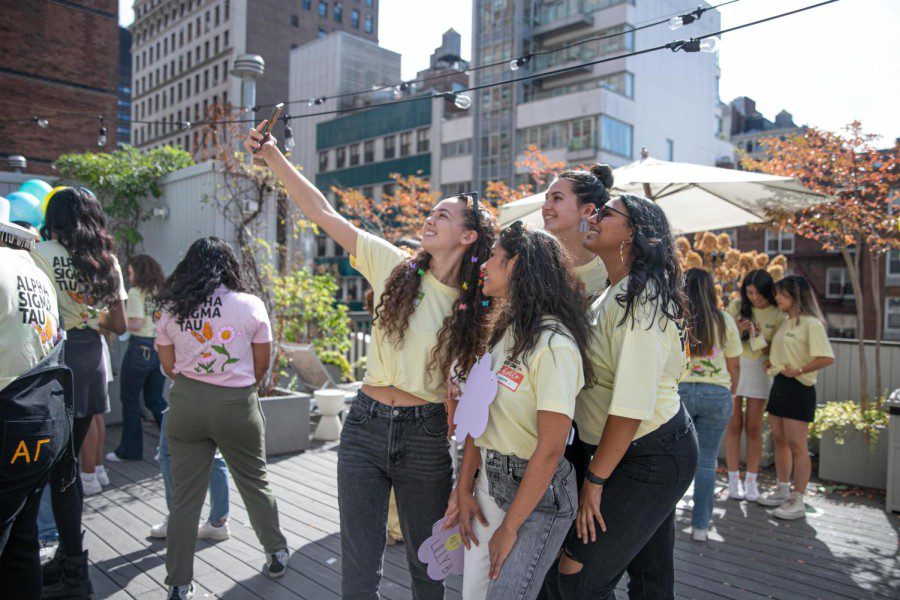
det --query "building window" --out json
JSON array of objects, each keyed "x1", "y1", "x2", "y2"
[
  {"x1": 336, "y1": 146, "x2": 346, "y2": 168},
  {"x1": 334, "y1": 2, "x2": 342, "y2": 22},
  {"x1": 826, "y1": 313, "x2": 857, "y2": 339},
  {"x1": 887, "y1": 249, "x2": 900, "y2": 279},
  {"x1": 441, "y1": 139, "x2": 472, "y2": 157},
  {"x1": 362, "y1": 186, "x2": 374, "y2": 199},
  {"x1": 764, "y1": 230, "x2": 795, "y2": 255},
  {"x1": 349, "y1": 143, "x2": 360, "y2": 166},
  {"x1": 400, "y1": 132, "x2": 412, "y2": 156},
  {"x1": 382, "y1": 183, "x2": 395, "y2": 198},
  {"x1": 303, "y1": 0, "x2": 311, "y2": 9},
  {"x1": 665, "y1": 139, "x2": 674, "y2": 161},
  {"x1": 598, "y1": 71, "x2": 634, "y2": 98},
  {"x1": 319, "y1": 151, "x2": 328, "y2": 172},
  {"x1": 291, "y1": 14, "x2": 299, "y2": 27},
  {"x1": 826, "y1": 268, "x2": 853, "y2": 299},
  {"x1": 599, "y1": 115, "x2": 632, "y2": 158},
  {"x1": 886, "y1": 297, "x2": 900, "y2": 337},
  {"x1": 318, "y1": 1, "x2": 327, "y2": 18},
  {"x1": 363, "y1": 140, "x2": 374, "y2": 163},
  {"x1": 416, "y1": 128, "x2": 430, "y2": 153},
  {"x1": 351, "y1": 9, "x2": 360, "y2": 28},
  {"x1": 383, "y1": 135, "x2": 395, "y2": 159},
  {"x1": 364, "y1": 13, "x2": 373, "y2": 33}
]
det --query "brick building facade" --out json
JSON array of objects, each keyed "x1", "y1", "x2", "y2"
[{"x1": 0, "y1": 0, "x2": 120, "y2": 174}]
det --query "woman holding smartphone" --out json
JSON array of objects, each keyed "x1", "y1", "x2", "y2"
[
  {"x1": 724, "y1": 270, "x2": 784, "y2": 501},
  {"x1": 543, "y1": 195, "x2": 698, "y2": 599},
  {"x1": 246, "y1": 121, "x2": 498, "y2": 599}
]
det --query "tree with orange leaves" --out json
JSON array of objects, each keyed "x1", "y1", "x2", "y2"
[
  {"x1": 331, "y1": 172, "x2": 435, "y2": 243},
  {"x1": 483, "y1": 145, "x2": 569, "y2": 206},
  {"x1": 743, "y1": 122, "x2": 899, "y2": 408}
]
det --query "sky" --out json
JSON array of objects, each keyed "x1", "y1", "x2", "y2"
[{"x1": 119, "y1": 0, "x2": 899, "y2": 145}]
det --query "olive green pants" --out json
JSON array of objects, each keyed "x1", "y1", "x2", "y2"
[{"x1": 164, "y1": 375, "x2": 287, "y2": 586}]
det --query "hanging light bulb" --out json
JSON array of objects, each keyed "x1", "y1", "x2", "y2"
[
  {"x1": 179, "y1": 121, "x2": 191, "y2": 131},
  {"x1": 669, "y1": 8, "x2": 702, "y2": 30},
  {"x1": 32, "y1": 116, "x2": 49, "y2": 128},
  {"x1": 284, "y1": 122, "x2": 295, "y2": 153},
  {"x1": 698, "y1": 37, "x2": 720, "y2": 53},
  {"x1": 668, "y1": 16, "x2": 685, "y2": 30},
  {"x1": 97, "y1": 115, "x2": 108, "y2": 147},
  {"x1": 440, "y1": 92, "x2": 472, "y2": 110},
  {"x1": 307, "y1": 98, "x2": 315, "y2": 106},
  {"x1": 508, "y1": 53, "x2": 533, "y2": 71}
]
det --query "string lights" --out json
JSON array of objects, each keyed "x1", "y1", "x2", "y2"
[{"x1": 97, "y1": 115, "x2": 108, "y2": 147}]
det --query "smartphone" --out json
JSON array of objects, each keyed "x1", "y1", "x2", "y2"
[{"x1": 253, "y1": 103, "x2": 284, "y2": 154}]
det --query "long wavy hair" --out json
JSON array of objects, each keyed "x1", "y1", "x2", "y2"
[
  {"x1": 615, "y1": 194, "x2": 688, "y2": 328},
  {"x1": 483, "y1": 221, "x2": 595, "y2": 385},
  {"x1": 129, "y1": 254, "x2": 166, "y2": 295},
  {"x1": 685, "y1": 268, "x2": 726, "y2": 356},
  {"x1": 372, "y1": 194, "x2": 498, "y2": 381},
  {"x1": 739, "y1": 269, "x2": 777, "y2": 319},
  {"x1": 775, "y1": 275, "x2": 825, "y2": 324},
  {"x1": 556, "y1": 163, "x2": 614, "y2": 208},
  {"x1": 40, "y1": 187, "x2": 120, "y2": 303},
  {"x1": 156, "y1": 237, "x2": 246, "y2": 322}
]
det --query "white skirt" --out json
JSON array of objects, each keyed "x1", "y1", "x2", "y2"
[{"x1": 735, "y1": 355, "x2": 772, "y2": 400}]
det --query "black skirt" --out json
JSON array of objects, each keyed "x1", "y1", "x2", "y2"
[
  {"x1": 65, "y1": 328, "x2": 109, "y2": 418},
  {"x1": 766, "y1": 374, "x2": 816, "y2": 423}
]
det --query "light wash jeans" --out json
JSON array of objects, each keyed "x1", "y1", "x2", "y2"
[
  {"x1": 37, "y1": 485, "x2": 58, "y2": 543},
  {"x1": 157, "y1": 410, "x2": 230, "y2": 523},
  {"x1": 678, "y1": 382, "x2": 733, "y2": 529}
]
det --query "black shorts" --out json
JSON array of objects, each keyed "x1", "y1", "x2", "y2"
[{"x1": 766, "y1": 374, "x2": 816, "y2": 422}]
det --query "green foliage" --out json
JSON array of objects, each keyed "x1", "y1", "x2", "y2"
[
  {"x1": 810, "y1": 400, "x2": 888, "y2": 450},
  {"x1": 318, "y1": 350, "x2": 353, "y2": 383},
  {"x1": 272, "y1": 268, "x2": 352, "y2": 354},
  {"x1": 52, "y1": 145, "x2": 194, "y2": 257}
]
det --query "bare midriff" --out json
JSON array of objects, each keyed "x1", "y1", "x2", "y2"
[{"x1": 361, "y1": 384, "x2": 432, "y2": 407}]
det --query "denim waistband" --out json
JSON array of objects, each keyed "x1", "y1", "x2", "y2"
[
  {"x1": 353, "y1": 389, "x2": 446, "y2": 420},
  {"x1": 629, "y1": 402, "x2": 690, "y2": 452},
  {"x1": 481, "y1": 447, "x2": 568, "y2": 477}
]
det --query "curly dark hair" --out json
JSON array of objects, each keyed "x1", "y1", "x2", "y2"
[
  {"x1": 739, "y1": 269, "x2": 777, "y2": 319},
  {"x1": 684, "y1": 268, "x2": 726, "y2": 356},
  {"x1": 129, "y1": 254, "x2": 166, "y2": 295},
  {"x1": 557, "y1": 163, "x2": 614, "y2": 208},
  {"x1": 156, "y1": 237, "x2": 246, "y2": 322},
  {"x1": 372, "y1": 194, "x2": 498, "y2": 382},
  {"x1": 614, "y1": 194, "x2": 688, "y2": 329},
  {"x1": 40, "y1": 187, "x2": 121, "y2": 304},
  {"x1": 482, "y1": 221, "x2": 595, "y2": 385}
]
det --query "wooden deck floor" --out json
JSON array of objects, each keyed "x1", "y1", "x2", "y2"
[{"x1": 83, "y1": 425, "x2": 900, "y2": 599}]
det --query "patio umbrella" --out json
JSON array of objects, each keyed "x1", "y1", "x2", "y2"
[{"x1": 498, "y1": 157, "x2": 828, "y2": 234}]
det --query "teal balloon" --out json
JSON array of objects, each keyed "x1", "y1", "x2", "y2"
[
  {"x1": 18, "y1": 179, "x2": 53, "y2": 203},
  {"x1": 6, "y1": 191, "x2": 43, "y2": 227}
]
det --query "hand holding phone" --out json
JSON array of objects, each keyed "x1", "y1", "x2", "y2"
[{"x1": 252, "y1": 103, "x2": 284, "y2": 154}]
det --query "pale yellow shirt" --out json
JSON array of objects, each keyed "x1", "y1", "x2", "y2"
[
  {"x1": 681, "y1": 310, "x2": 743, "y2": 389},
  {"x1": 351, "y1": 231, "x2": 456, "y2": 403},
  {"x1": 574, "y1": 277, "x2": 688, "y2": 444},
  {"x1": 575, "y1": 257, "x2": 608, "y2": 298},
  {"x1": 126, "y1": 286, "x2": 158, "y2": 338},
  {"x1": 0, "y1": 248, "x2": 60, "y2": 392},
  {"x1": 726, "y1": 298, "x2": 785, "y2": 360},
  {"x1": 767, "y1": 315, "x2": 834, "y2": 387},
  {"x1": 32, "y1": 240, "x2": 127, "y2": 331},
  {"x1": 475, "y1": 322, "x2": 584, "y2": 460}
]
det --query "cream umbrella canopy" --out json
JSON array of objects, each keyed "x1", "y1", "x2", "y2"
[{"x1": 498, "y1": 157, "x2": 828, "y2": 233}]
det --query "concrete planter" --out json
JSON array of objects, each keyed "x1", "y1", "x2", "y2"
[
  {"x1": 818, "y1": 429, "x2": 887, "y2": 490},
  {"x1": 260, "y1": 388, "x2": 312, "y2": 457}
]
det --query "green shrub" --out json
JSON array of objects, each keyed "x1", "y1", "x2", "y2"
[{"x1": 811, "y1": 400, "x2": 888, "y2": 450}]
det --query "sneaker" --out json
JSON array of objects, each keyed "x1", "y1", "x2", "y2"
[
  {"x1": 81, "y1": 473, "x2": 102, "y2": 496},
  {"x1": 95, "y1": 465, "x2": 110, "y2": 487},
  {"x1": 726, "y1": 477, "x2": 744, "y2": 501},
  {"x1": 691, "y1": 527, "x2": 708, "y2": 542},
  {"x1": 266, "y1": 548, "x2": 289, "y2": 579},
  {"x1": 105, "y1": 451, "x2": 125, "y2": 463},
  {"x1": 744, "y1": 478, "x2": 760, "y2": 502},
  {"x1": 773, "y1": 494, "x2": 807, "y2": 520},
  {"x1": 198, "y1": 519, "x2": 231, "y2": 541},
  {"x1": 39, "y1": 540, "x2": 59, "y2": 563},
  {"x1": 757, "y1": 485, "x2": 792, "y2": 507},
  {"x1": 167, "y1": 583, "x2": 195, "y2": 600},
  {"x1": 150, "y1": 518, "x2": 168, "y2": 539}
]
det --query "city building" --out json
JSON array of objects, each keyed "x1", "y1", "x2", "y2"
[
  {"x1": 725, "y1": 96, "x2": 806, "y2": 167},
  {"x1": 471, "y1": 0, "x2": 732, "y2": 190},
  {"x1": 129, "y1": 0, "x2": 379, "y2": 153},
  {"x1": 0, "y1": 1, "x2": 120, "y2": 174},
  {"x1": 119, "y1": 27, "x2": 133, "y2": 147}
]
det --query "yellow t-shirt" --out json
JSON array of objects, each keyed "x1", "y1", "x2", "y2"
[
  {"x1": 574, "y1": 277, "x2": 688, "y2": 445},
  {"x1": 32, "y1": 240, "x2": 127, "y2": 331},
  {"x1": 475, "y1": 321, "x2": 584, "y2": 460},
  {"x1": 725, "y1": 298, "x2": 785, "y2": 360},
  {"x1": 575, "y1": 257, "x2": 608, "y2": 298},
  {"x1": 351, "y1": 231, "x2": 457, "y2": 403},
  {"x1": 0, "y1": 248, "x2": 60, "y2": 392},
  {"x1": 126, "y1": 286, "x2": 159, "y2": 338},
  {"x1": 767, "y1": 315, "x2": 834, "y2": 387},
  {"x1": 681, "y1": 310, "x2": 743, "y2": 389}
]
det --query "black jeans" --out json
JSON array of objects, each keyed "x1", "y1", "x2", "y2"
[
  {"x1": 115, "y1": 336, "x2": 167, "y2": 459},
  {"x1": 50, "y1": 415, "x2": 92, "y2": 557},
  {"x1": 542, "y1": 405, "x2": 698, "y2": 600}
]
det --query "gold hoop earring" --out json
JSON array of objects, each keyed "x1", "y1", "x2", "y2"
[{"x1": 619, "y1": 239, "x2": 629, "y2": 266}]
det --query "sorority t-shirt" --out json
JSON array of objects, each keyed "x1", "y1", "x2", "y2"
[
  {"x1": 574, "y1": 276, "x2": 688, "y2": 445},
  {"x1": 351, "y1": 231, "x2": 457, "y2": 404},
  {"x1": 126, "y1": 286, "x2": 159, "y2": 338},
  {"x1": 32, "y1": 240, "x2": 128, "y2": 331},
  {"x1": 0, "y1": 248, "x2": 60, "y2": 392},
  {"x1": 155, "y1": 286, "x2": 272, "y2": 388},
  {"x1": 475, "y1": 321, "x2": 584, "y2": 460},
  {"x1": 725, "y1": 299, "x2": 786, "y2": 360},
  {"x1": 767, "y1": 315, "x2": 834, "y2": 387},
  {"x1": 575, "y1": 257, "x2": 608, "y2": 298},
  {"x1": 681, "y1": 310, "x2": 743, "y2": 389}
]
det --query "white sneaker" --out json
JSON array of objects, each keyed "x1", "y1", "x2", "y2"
[
  {"x1": 95, "y1": 465, "x2": 110, "y2": 487},
  {"x1": 691, "y1": 527, "x2": 708, "y2": 542},
  {"x1": 266, "y1": 548, "x2": 289, "y2": 579},
  {"x1": 757, "y1": 485, "x2": 792, "y2": 507},
  {"x1": 81, "y1": 473, "x2": 102, "y2": 496},
  {"x1": 151, "y1": 518, "x2": 168, "y2": 539},
  {"x1": 39, "y1": 540, "x2": 59, "y2": 563},
  {"x1": 773, "y1": 494, "x2": 807, "y2": 520},
  {"x1": 167, "y1": 582, "x2": 194, "y2": 599},
  {"x1": 105, "y1": 451, "x2": 124, "y2": 463},
  {"x1": 744, "y1": 478, "x2": 760, "y2": 502},
  {"x1": 727, "y1": 478, "x2": 744, "y2": 500},
  {"x1": 198, "y1": 519, "x2": 231, "y2": 541}
]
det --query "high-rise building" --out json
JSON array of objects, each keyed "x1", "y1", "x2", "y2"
[
  {"x1": 725, "y1": 96, "x2": 806, "y2": 166},
  {"x1": 471, "y1": 0, "x2": 732, "y2": 189},
  {"x1": 119, "y1": 27, "x2": 133, "y2": 147},
  {"x1": 0, "y1": 1, "x2": 120, "y2": 174},
  {"x1": 129, "y1": 0, "x2": 379, "y2": 152}
]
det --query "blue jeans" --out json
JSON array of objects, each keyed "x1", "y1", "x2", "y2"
[
  {"x1": 157, "y1": 411, "x2": 230, "y2": 523},
  {"x1": 36, "y1": 485, "x2": 58, "y2": 543},
  {"x1": 678, "y1": 382, "x2": 732, "y2": 529},
  {"x1": 115, "y1": 336, "x2": 167, "y2": 460},
  {"x1": 337, "y1": 391, "x2": 453, "y2": 600}
]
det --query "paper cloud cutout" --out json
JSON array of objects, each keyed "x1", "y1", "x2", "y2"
[
  {"x1": 417, "y1": 516, "x2": 465, "y2": 581},
  {"x1": 453, "y1": 353, "x2": 498, "y2": 440}
]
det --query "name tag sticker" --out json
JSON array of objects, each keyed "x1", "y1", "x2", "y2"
[{"x1": 497, "y1": 366, "x2": 523, "y2": 392}]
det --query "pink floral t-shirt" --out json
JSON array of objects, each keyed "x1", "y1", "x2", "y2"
[{"x1": 155, "y1": 286, "x2": 272, "y2": 388}]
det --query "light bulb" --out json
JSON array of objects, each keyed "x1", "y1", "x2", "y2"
[
  {"x1": 98, "y1": 126, "x2": 108, "y2": 147},
  {"x1": 307, "y1": 98, "x2": 315, "y2": 106},
  {"x1": 452, "y1": 93, "x2": 472, "y2": 110},
  {"x1": 284, "y1": 126, "x2": 295, "y2": 151},
  {"x1": 509, "y1": 58, "x2": 521, "y2": 71},
  {"x1": 36, "y1": 118, "x2": 49, "y2": 128},
  {"x1": 699, "y1": 37, "x2": 720, "y2": 53},
  {"x1": 668, "y1": 16, "x2": 684, "y2": 30},
  {"x1": 179, "y1": 121, "x2": 191, "y2": 131}
]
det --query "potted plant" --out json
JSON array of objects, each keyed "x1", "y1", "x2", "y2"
[{"x1": 812, "y1": 400, "x2": 889, "y2": 489}]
